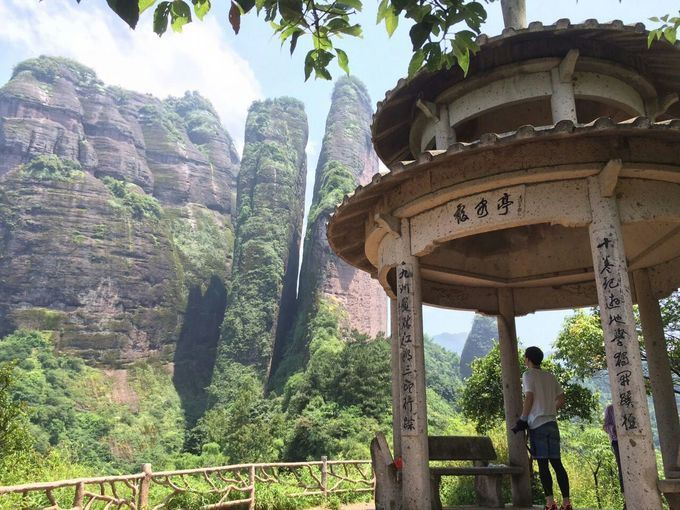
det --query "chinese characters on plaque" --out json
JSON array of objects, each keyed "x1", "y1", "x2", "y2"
[
  {"x1": 453, "y1": 191, "x2": 518, "y2": 225},
  {"x1": 410, "y1": 186, "x2": 526, "y2": 254},
  {"x1": 397, "y1": 262, "x2": 418, "y2": 436},
  {"x1": 594, "y1": 233, "x2": 641, "y2": 433}
]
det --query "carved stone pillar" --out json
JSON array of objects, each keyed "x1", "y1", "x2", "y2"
[
  {"x1": 497, "y1": 288, "x2": 532, "y2": 507},
  {"x1": 633, "y1": 269, "x2": 680, "y2": 476},
  {"x1": 588, "y1": 175, "x2": 662, "y2": 510},
  {"x1": 395, "y1": 219, "x2": 431, "y2": 510},
  {"x1": 390, "y1": 297, "x2": 402, "y2": 461}
]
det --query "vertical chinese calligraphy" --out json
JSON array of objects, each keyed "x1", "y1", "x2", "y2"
[
  {"x1": 594, "y1": 234, "x2": 641, "y2": 433},
  {"x1": 397, "y1": 262, "x2": 418, "y2": 436}
]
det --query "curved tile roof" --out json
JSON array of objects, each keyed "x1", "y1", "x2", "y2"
[{"x1": 372, "y1": 20, "x2": 680, "y2": 166}]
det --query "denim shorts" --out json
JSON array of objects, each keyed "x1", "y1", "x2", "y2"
[{"x1": 529, "y1": 421, "x2": 561, "y2": 459}]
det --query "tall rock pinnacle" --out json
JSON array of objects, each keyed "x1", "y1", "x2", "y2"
[
  {"x1": 214, "y1": 98, "x2": 308, "y2": 378},
  {"x1": 269, "y1": 76, "x2": 387, "y2": 385}
]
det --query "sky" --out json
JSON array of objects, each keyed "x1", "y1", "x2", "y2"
[{"x1": 0, "y1": 0, "x2": 677, "y2": 351}]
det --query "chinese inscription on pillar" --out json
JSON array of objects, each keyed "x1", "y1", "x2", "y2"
[
  {"x1": 397, "y1": 262, "x2": 418, "y2": 436},
  {"x1": 593, "y1": 232, "x2": 644, "y2": 434}
]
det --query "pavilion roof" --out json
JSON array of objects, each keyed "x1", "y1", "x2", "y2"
[{"x1": 372, "y1": 19, "x2": 680, "y2": 167}]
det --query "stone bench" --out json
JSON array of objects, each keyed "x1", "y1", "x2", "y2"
[
  {"x1": 429, "y1": 435, "x2": 524, "y2": 509},
  {"x1": 659, "y1": 477, "x2": 680, "y2": 509}
]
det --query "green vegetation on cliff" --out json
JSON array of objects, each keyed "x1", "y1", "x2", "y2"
[
  {"x1": 12, "y1": 56, "x2": 99, "y2": 86},
  {"x1": 103, "y1": 177, "x2": 162, "y2": 219},
  {"x1": 20, "y1": 155, "x2": 84, "y2": 182},
  {"x1": 166, "y1": 206, "x2": 234, "y2": 289},
  {"x1": 215, "y1": 98, "x2": 307, "y2": 375},
  {"x1": 275, "y1": 76, "x2": 378, "y2": 386}
]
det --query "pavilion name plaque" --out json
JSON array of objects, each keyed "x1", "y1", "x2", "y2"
[
  {"x1": 593, "y1": 228, "x2": 645, "y2": 436},
  {"x1": 410, "y1": 185, "x2": 525, "y2": 254},
  {"x1": 397, "y1": 262, "x2": 418, "y2": 436}
]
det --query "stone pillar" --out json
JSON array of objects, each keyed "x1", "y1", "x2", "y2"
[
  {"x1": 587, "y1": 176, "x2": 663, "y2": 510},
  {"x1": 390, "y1": 297, "x2": 402, "y2": 461},
  {"x1": 395, "y1": 219, "x2": 431, "y2": 510},
  {"x1": 633, "y1": 269, "x2": 680, "y2": 475},
  {"x1": 435, "y1": 104, "x2": 455, "y2": 150},
  {"x1": 500, "y1": 0, "x2": 526, "y2": 29},
  {"x1": 550, "y1": 67, "x2": 577, "y2": 123},
  {"x1": 497, "y1": 288, "x2": 533, "y2": 507}
]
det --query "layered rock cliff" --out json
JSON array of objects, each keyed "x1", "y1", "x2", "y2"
[
  {"x1": 270, "y1": 77, "x2": 387, "y2": 384},
  {"x1": 214, "y1": 98, "x2": 308, "y2": 379},
  {"x1": 0, "y1": 57, "x2": 237, "y2": 367}
]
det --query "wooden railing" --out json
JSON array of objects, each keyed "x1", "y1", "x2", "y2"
[{"x1": 0, "y1": 458, "x2": 374, "y2": 509}]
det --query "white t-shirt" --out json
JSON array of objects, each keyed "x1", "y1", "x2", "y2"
[{"x1": 522, "y1": 367, "x2": 563, "y2": 429}]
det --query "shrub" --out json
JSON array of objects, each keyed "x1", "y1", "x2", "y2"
[
  {"x1": 21, "y1": 155, "x2": 83, "y2": 182},
  {"x1": 102, "y1": 177, "x2": 161, "y2": 220}
]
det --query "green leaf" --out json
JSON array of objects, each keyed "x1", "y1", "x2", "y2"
[
  {"x1": 279, "y1": 0, "x2": 302, "y2": 23},
  {"x1": 664, "y1": 26, "x2": 677, "y2": 44},
  {"x1": 662, "y1": 14, "x2": 670, "y2": 22},
  {"x1": 107, "y1": 0, "x2": 140, "y2": 28},
  {"x1": 336, "y1": 48, "x2": 349, "y2": 74},
  {"x1": 384, "y1": 7, "x2": 398, "y2": 37},
  {"x1": 407, "y1": 49, "x2": 425, "y2": 77},
  {"x1": 336, "y1": 24, "x2": 362, "y2": 37},
  {"x1": 139, "y1": 0, "x2": 156, "y2": 14},
  {"x1": 153, "y1": 1, "x2": 171, "y2": 35},
  {"x1": 649, "y1": 16, "x2": 660, "y2": 22},
  {"x1": 648, "y1": 29, "x2": 658, "y2": 47},
  {"x1": 290, "y1": 30, "x2": 302, "y2": 54},
  {"x1": 376, "y1": 0, "x2": 388, "y2": 23},
  {"x1": 192, "y1": 0, "x2": 211, "y2": 20},
  {"x1": 304, "y1": 51, "x2": 314, "y2": 81},
  {"x1": 409, "y1": 22, "x2": 430, "y2": 50},
  {"x1": 337, "y1": 0, "x2": 361, "y2": 11},
  {"x1": 170, "y1": 0, "x2": 192, "y2": 32}
]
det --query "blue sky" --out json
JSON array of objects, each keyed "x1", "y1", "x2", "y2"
[{"x1": 0, "y1": 0, "x2": 677, "y2": 350}]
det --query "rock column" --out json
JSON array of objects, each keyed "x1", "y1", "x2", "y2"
[{"x1": 588, "y1": 174, "x2": 662, "y2": 510}]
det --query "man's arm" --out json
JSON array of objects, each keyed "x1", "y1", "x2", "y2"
[{"x1": 555, "y1": 392, "x2": 565, "y2": 410}]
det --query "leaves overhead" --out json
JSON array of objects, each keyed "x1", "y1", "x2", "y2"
[
  {"x1": 648, "y1": 12, "x2": 680, "y2": 47},
  {"x1": 85, "y1": 0, "x2": 490, "y2": 80}
]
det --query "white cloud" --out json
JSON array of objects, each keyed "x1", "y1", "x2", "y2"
[{"x1": 0, "y1": 0, "x2": 262, "y2": 153}]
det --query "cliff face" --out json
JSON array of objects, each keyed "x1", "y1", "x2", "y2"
[
  {"x1": 459, "y1": 314, "x2": 498, "y2": 378},
  {"x1": 270, "y1": 77, "x2": 387, "y2": 383},
  {"x1": 214, "y1": 98, "x2": 308, "y2": 378},
  {"x1": 0, "y1": 57, "x2": 237, "y2": 366}
]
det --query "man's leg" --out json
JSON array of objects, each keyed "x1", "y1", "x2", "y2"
[
  {"x1": 549, "y1": 458, "x2": 571, "y2": 507},
  {"x1": 537, "y1": 458, "x2": 555, "y2": 507}
]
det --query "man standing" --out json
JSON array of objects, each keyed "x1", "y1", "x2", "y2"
[{"x1": 513, "y1": 346, "x2": 572, "y2": 510}]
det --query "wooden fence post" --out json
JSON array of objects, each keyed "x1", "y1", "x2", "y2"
[
  {"x1": 73, "y1": 482, "x2": 84, "y2": 509},
  {"x1": 249, "y1": 465, "x2": 256, "y2": 510},
  {"x1": 138, "y1": 463, "x2": 152, "y2": 510},
  {"x1": 321, "y1": 456, "x2": 328, "y2": 497}
]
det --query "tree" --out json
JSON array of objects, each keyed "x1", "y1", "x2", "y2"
[
  {"x1": 460, "y1": 343, "x2": 597, "y2": 433},
  {"x1": 554, "y1": 293, "x2": 680, "y2": 394},
  {"x1": 0, "y1": 363, "x2": 32, "y2": 465},
  {"x1": 83, "y1": 1, "x2": 679, "y2": 80}
]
